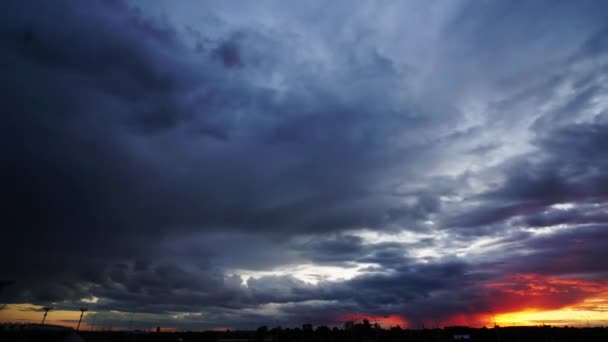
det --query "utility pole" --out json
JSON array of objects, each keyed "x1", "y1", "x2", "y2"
[
  {"x1": 77, "y1": 308, "x2": 88, "y2": 331},
  {"x1": 41, "y1": 307, "x2": 53, "y2": 325}
]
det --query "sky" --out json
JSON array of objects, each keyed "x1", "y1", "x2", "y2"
[{"x1": 1, "y1": 0, "x2": 608, "y2": 331}]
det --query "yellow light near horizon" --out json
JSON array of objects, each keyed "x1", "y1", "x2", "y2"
[
  {"x1": 495, "y1": 309, "x2": 608, "y2": 327},
  {"x1": 0, "y1": 304, "x2": 93, "y2": 329}
]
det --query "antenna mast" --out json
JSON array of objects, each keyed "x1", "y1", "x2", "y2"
[
  {"x1": 77, "y1": 308, "x2": 88, "y2": 331},
  {"x1": 41, "y1": 307, "x2": 53, "y2": 325}
]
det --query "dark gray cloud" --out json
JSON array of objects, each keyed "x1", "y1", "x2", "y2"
[{"x1": 2, "y1": 0, "x2": 608, "y2": 330}]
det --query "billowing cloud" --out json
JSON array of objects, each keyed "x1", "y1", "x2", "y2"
[{"x1": 1, "y1": 0, "x2": 608, "y2": 330}]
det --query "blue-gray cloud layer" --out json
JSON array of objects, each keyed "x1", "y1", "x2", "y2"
[{"x1": 2, "y1": 0, "x2": 608, "y2": 329}]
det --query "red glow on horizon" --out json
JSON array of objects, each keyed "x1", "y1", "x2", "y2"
[
  {"x1": 210, "y1": 327, "x2": 234, "y2": 332},
  {"x1": 337, "y1": 273, "x2": 608, "y2": 329},
  {"x1": 482, "y1": 273, "x2": 608, "y2": 313},
  {"x1": 436, "y1": 313, "x2": 494, "y2": 328},
  {"x1": 338, "y1": 313, "x2": 408, "y2": 328}
]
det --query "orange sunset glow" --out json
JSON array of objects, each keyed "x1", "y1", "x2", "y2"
[
  {"x1": 482, "y1": 274, "x2": 608, "y2": 318},
  {"x1": 2, "y1": 273, "x2": 608, "y2": 329},
  {"x1": 338, "y1": 313, "x2": 409, "y2": 328},
  {"x1": 332, "y1": 274, "x2": 608, "y2": 329},
  {"x1": 0, "y1": 304, "x2": 94, "y2": 330}
]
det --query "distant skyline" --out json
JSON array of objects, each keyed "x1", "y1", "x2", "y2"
[{"x1": 2, "y1": 0, "x2": 608, "y2": 330}]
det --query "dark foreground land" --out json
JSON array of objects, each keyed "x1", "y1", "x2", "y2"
[{"x1": 2, "y1": 324, "x2": 608, "y2": 342}]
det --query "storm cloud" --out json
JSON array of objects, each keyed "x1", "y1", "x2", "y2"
[{"x1": 2, "y1": 0, "x2": 608, "y2": 330}]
